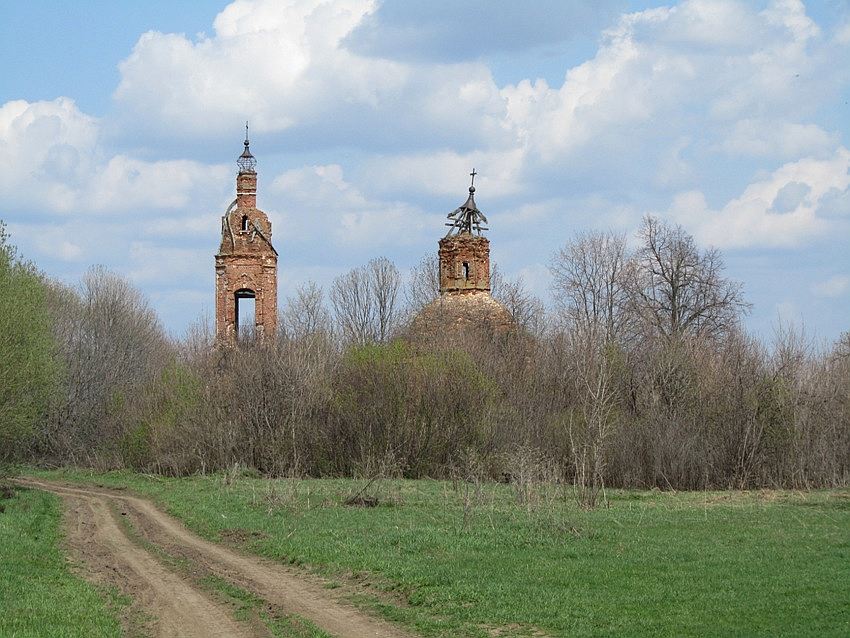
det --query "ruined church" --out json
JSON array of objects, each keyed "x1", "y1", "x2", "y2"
[
  {"x1": 215, "y1": 135, "x2": 511, "y2": 344},
  {"x1": 408, "y1": 170, "x2": 514, "y2": 340}
]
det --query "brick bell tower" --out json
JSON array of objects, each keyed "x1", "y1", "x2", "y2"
[
  {"x1": 215, "y1": 126, "x2": 278, "y2": 344},
  {"x1": 439, "y1": 169, "x2": 491, "y2": 294},
  {"x1": 405, "y1": 169, "x2": 513, "y2": 342}
]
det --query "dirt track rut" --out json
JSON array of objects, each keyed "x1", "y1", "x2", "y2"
[{"x1": 19, "y1": 479, "x2": 413, "y2": 638}]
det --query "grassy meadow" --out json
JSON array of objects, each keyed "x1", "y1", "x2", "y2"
[
  {"x1": 23, "y1": 469, "x2": 850, "y2": 637},
  {"x1": 0, "y1": 484, "x2": 123, "y2": 638}
]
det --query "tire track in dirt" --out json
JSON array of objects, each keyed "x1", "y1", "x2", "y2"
[
  {"x1": 39, "y1": 483, "x2": 252, "y2": 638},
  {"x1": 20, "y1": 479, "x2": 415, "y2": 638}
]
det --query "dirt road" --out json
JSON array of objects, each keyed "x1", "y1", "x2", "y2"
[{"x1": 18, "y1": 478, "x2": 414, "y2": 638}]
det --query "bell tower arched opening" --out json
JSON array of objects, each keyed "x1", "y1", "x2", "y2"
[{"x1": 234, "y1": 288, "x2": 256, "y2": 341}]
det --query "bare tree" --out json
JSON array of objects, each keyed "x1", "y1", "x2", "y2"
[
  {"x1": 629, "y1": 216, "x2": 749, "y2": 341},
  {"x1": 330, "y1": 266, "x2": 373, "y2": 345},
  {"x1": 831, "y1": 331, "x2": 850, "y2": 361},
  {"x1": 330, "y1": 257, "x2": 400, "y2": 345},
  {"x1": 368, "y1": 257, "x2": 401, "y2": 343},
  {"x1": 280, "y1": 281, "x2": 330, "y2": 340},
  {"x1": 405, "y1": 252, "x2": 440, "y2": 314},
  {"x1": 550, "y1": 230, "x2": 630, "y2": 342},
  {"x1": 562, "y1": 325, "x2": 619, "y2": 508},
  {"x1": 492, "y1": 273, "x2": 546, "y2": 336},
  {"x1": 42, "y1": 266, "x2": 170, "y2": 465}
]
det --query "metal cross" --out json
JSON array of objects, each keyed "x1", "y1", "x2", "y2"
[{"x1": 470, "y1": 168, "x2": 477, "y2": 188}]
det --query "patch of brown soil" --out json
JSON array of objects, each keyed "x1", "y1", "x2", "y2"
[{"x1": 219, "y1": 528, "x2": 270, "y2": 544}]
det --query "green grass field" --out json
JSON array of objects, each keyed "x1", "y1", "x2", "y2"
[
  {"x1": 0, "y1": 483, "x2": 123, "y2": 638},
  {"x1": 26, "y1": 469, "x2": 850, "y2": 637}
]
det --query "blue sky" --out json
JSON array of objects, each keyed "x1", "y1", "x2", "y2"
[{"x1": 1, "y1": 0, "x2": 849, "y2": 343}]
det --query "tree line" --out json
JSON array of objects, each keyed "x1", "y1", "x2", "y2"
[{"x1": 1, "y1": 218, "x2": 848, "y2": 498}]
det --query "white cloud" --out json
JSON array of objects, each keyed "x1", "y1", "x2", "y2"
[
  {"x1": 668, "y1": 147, "x2": 850, "y2": 248},
  {"x1": 115, "y1": 0, "x2": 397, "y2": 134},
  {"x1": 761, "y1": 0, "x2": 819, "y2": 42},
  {"x1": 720, "y1": 119, "x2": 837, "y2": 159},
  {"x1": 658, "y1": 0, "x2": 762, "y2": 48},
  {"x1": 5, "y1": 222, "x2": 85, "y2": 263},
  {"x1": 497, "y1": 0, "x2": 846, "y2": 173},
  {"x1": 89, "y1": 155, "x2": 229, "y2": 211},
  {"x1": 343, "y1": 2, "x2": 621, "y2": 62},
  {"x1": 114, "y1": 0, "x2": 510, "y2": 148},
  {"x1": 108, "y1": 0, "x2": 849, "y2": 194},
  {"x1": 0, "y1": 98, "x2": 98, "y2": 212},
  {"x1": 0, "y1": 98, "x2": 230, "y2": 215},
  {"x1": 812, "y1": 274, "x2": 850, "y2": 298},
  {"x1": 270, "y1": 164, "x2": 432, "y2": 249},
  {"x1": 500, "y1": 12, "x2": 658, "y2": 163},
  {"x1": 358, "y1": 149, "x2": 526, "y2": 199}
]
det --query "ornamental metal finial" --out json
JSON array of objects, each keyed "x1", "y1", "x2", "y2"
[
  {"x1": 237, "y1": 121, "x2": 257, "y2": 173},
  {"x1": 445, "y1": 169, "x2": 489, "y2": 236}
]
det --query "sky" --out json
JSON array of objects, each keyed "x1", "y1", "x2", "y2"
[{"x1": 1, "y1": 0, "x2": 849, "y2": 343}]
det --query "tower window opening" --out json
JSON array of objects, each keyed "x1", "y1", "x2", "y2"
[
  {"x1": 235, "y1": 289, "x2": 256, "y2": 342},
  {"x1": 241, "y1": 215, "x2": 249, "y2": 231},
  {"x1": 462, "y1": 262, "x2": 470, "y2": 280}
]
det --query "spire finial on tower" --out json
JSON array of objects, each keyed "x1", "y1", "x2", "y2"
[
  {"x1": 237, "y1": 122, "x2": 257, "y2": 173},
  {"x1": 445, "y1": 170, "x2": 488, "y2": 236}
]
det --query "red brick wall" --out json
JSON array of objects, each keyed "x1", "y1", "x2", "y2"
[
  {"x1": 214, "y1": 254, "x2": 277, "y2": 342},
  {"x1": 438, "y1": 234, "x2": 490, "y2": 294},
  {"x1": 236, "y1": 172, "x2": 257, "y2": 209},
  {"x1": 215, "y1": 172, "x2": 276, "y2": 344}
]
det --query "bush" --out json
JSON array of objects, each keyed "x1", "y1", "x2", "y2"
[{"x1": 328, "y1": 341, "x2": 498, "y2": 477}]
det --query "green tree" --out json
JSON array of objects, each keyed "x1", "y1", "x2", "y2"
[{"x1": 0, "y1": 221, "x2": 57, "y2": 462}]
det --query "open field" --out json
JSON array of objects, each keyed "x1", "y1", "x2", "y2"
[{"x1": 11, "y1": 470, "x2": 850, "y2": 637}]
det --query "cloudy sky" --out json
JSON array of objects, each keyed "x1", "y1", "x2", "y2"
[{"x1": 1, "y1": 0, "x2": 849, "y2": 342}]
